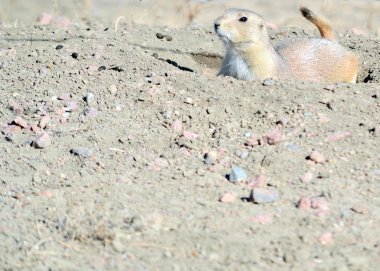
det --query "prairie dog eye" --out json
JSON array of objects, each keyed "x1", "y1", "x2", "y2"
[{"x1": 239, "y1": 16, "x2": 248, "y2": 22}]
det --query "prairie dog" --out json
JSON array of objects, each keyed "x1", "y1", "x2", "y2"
[{"x1": 214, "y1": 7, "x2": 359, "y2": 83}]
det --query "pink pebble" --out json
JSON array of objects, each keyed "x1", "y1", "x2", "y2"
[
  {"x1": 297, "y1": 196, "x2": 311, "y2": 210},
  {"x1": 247, "y1": 174, "x2": 265, "y2": 188},
  {"x1": 311, "y1": 197, "x2": 329, "y2": 211},
  {"x1": 309, "y1": 151, "x2": 325, "y2": 163},
  {"x1": 65, "y1": 101, "x2": 78, "y2": 112},
  {"x1": 300, "y1": 172, "x2": 313, "y2": 183},
  {"x1": 171, "y1": 119, "x2": 182, "y2": 132},
  {"x1": 30, "y1": 124, "x2": 41, "y2": 133},
  {"x1": 251, "y1": 214, "x2": 273, "y2": 225},
  {"x1": 32, "y1": 133, "x2": 51, "y2": 149},
  {"x1": 327, "y1": 131, "x2": 351, "y2": 142},
  {"x1": 317, "y1": 113, "x2": 330, "y2": 123},
  {"x1": 245, "y1": 136, "x2": 260, "y2": 147},
  {"x1": 84, "y1": 108, "x2": 99, "y2": 118},
  {"x1": 219, "y1": 192, "x2": 237, "y2": 203},
  {"x1": 183, "y1": 130, "x2": 198, "y2": 140},
  {"x1": 150, "y1": 158, "x2": 169, "y2": 171},
  {"x1": 263, "y1": 129, "x2": 282, "y2": 145},
  {"x1": 2, "y1": 125, "x2": 21, "y2": 135},
  {"x1": 318, "y1": 233, "x2": 334, "y2": 245},
  {"x1": 311, "y1": 197, "x2": 329, "y2": 216},
  {"x1": 147, "y1": 86, "x2": 160, "y2": 96},
  {"x1": 41, "y1": 190, "x2": 53, "y2": 198},
  {"x1": 178, "y1": 147, "x2": 190, "y2": 157},
  {"x1": 12, "y1": 116, "x2": 28, "y2": 129},
  {"x1": 38, "y1": 116, "x2": 50, "y2": 129}
]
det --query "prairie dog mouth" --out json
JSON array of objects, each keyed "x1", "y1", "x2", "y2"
[{"x1": 215, "y1": 28, "x2": 231, "y2": 43}]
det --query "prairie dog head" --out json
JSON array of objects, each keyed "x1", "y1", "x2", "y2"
[{"x1": 214, "y1": 9, "x2": 269, "y2": 47}]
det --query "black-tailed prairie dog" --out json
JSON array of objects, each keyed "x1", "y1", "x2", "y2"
[{"x1": 214, "y1": 7, "x2": 359, "y2": 83}]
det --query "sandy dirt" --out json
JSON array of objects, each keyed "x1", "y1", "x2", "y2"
[{"x1": 0, "y1": 1, "x2": 380, "y2": 270}]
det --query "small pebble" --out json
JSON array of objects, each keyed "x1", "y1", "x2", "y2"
[
  {"x1": 244, "y1": 131, "x2": 252, "y2": 138},
  {"x1": 311, "y1": 197, "x2": 329, "y2": 211},
  {"x1": 297, "y1": 196, "x2": 311, "y2": 210},
  {"x1": 165, "y1": 35, "x2": 173, "y2": 41},
  {"x1": 171, "y1": 119, "x2": 182, "y2": 132},
  {"x1": 351, "y1": 204, "x2": 368, "y2": 214},
  {"x1": 162, "y1": 111, "x2": 172, "y2": 119},
  {"x1": 70, "y1": 147, "x2": 92, "y2": 158},
  {"x1": 109, "y1": 84, "x2": 117, "y2": 94},
  {"x1": 262, "y1": 78, "x2": 276, "y2": 86},
  {"x1": 71, "y1": 52, "x2": 78, "y2": 59},
  {"x1": 84, "y1": 107, "x2": 99, "y2": 118},
  {"x1": 228, "y1": 166, "x2": 248, "y2": 183},
  {"x1": 84, "y1": 92, "x2": 95, "y2": 105},
  {"x1": 184, "y1": 97, "x2": 194, "y2": 105},
  {"x1": 183, "y1": 130, "x2": 198, "y2": 140},
  {"x1": 276, "y1": 116, "x2": 289, "y2": 127},
  {"x1": 239, "y1": 150, "x2": 249, "y2": 159},
  {"x1": 38, "y1": 116, "x2": 50, "y2": 129},
  {"x1": 250, "y1": 214, "x2": 273, "y2": 224},
  {"x1": 32, "y1": 133, "x2": 51, "y2": 149},
  {"x1": 30, "y1": 124, "x2": 41, "y2": 133},
  {"x1": 219, "y1": 192, "x2": 237, "y2": 203},
  {"x1": 150, "y1": 157, "x2": 169, "y2": 171},
  {"x1": 245, "y1": 136, "x2": 260, "y2": 147},
  {"x1": 286, "y1": 143, "x2": 301, "y2": 152},
  {"x1": 300, "y1": 172, "x2": 313, "y2": 183},
  {"x1": 56, "y1": 45, "x2": 63, "y2": 50},
  {"x1": 98, "y1": 66, "x2": 107, "y2": 71},
  {"x1": 204, "y1": 150, "x2": 218, "y2": 165},
  {"x1": 156, "y1": 33, "x2": 164, "y2": 39},
  {"x1": 2, "y1": 125, "x2": 21, "y2": 135},
  {"x1": 310, "y1": 197, "x2": 329, "y2": 216},
  {"x1": 317, "y1": 113, "x2": 330, "y2": 123},
  {"x1": 12, "y1": 116, "x2": 28, "y2": 128},
  {"x1": 247, "y1": 174, "x2": 265, "y2": 188},
  {"x1": 318, "y1": 233, "x2": 334, "y2": 245},
  {"x1": 327, "y1": 131, "x2": 351, "y2": 142},
  {"x1": 41, "y1": 190, "x2": 53, "y2": 197},
  {"x1": 309, "y1": 151, "x2": 325, "y2": 163},
  {"x1": 250, "y1": 188, "x2": 280, "y2": 204},
  {"x1": 65, "y1": 101, "x2": 78, "y2": 112},
  {"x1": 263, "y1": 129, "x2": 282, "y2": 145}
]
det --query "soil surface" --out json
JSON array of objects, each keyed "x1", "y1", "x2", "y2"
[{"x1": 0, "y1": 1, "x2": 380, "y2": 270}]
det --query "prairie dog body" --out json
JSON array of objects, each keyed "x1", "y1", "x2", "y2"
[{"x1": 214, "y1": 8, "x2": 358, "y2": 83}]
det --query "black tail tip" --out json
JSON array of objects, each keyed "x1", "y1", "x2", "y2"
[{"x1": 300, "y1": 6, "x2": 314, "y2": 18}]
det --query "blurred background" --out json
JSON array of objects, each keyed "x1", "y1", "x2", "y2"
[{"x1": 0, "y1": 0, "x2": 379, "y2": 35}]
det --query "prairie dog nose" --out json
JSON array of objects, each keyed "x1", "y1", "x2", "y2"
[
  {"x1": 214, "y1": 22, "x2": 220, "y2": 31},
  {"x1": 214, "y1": 17, "x2": 222, "y2": 32}
]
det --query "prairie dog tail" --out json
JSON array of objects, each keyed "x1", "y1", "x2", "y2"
[{"x1": 300, "y1": 7, "x2": 334, "y2": 40}]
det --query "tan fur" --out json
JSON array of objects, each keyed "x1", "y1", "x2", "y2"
[
  {"x1": 214, "y1": 8, "x2": 359, "y2": 83},
  {"x1": 300, "y1": 7, "x2": 334, "y2": 40}
]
